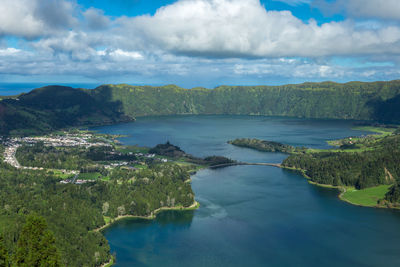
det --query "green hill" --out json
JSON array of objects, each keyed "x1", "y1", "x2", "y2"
[
  {"x1": 2, "y1": 80, "x2": 400, "y2": 135},
  {"x1": 0, "y1": 86, "x2": 133, "y2": 135},
  {"x1": 93, "y1": 80, "x2": 400, "y2": 122}
]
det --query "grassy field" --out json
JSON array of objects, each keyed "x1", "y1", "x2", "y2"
[
  {"x1": 315, "y1": 125, "x2": 399, "y2": 153},
  {"x1": 103, "y1": 216, "x2": 112, "y2": 224},
  {"x1": 352, "y1": 126, "x2": 397, "y2": 136},
  {"x1": 49, "y1": 170, "x2": 74, "y2": 179},
  {"x1": 104, "y1": 257, "x2": 115, "y2": 267},
  {"x1": 341, "y1": 185, "x2": 392, "y2": 207},
  {"x1": 78, "y1": 172, "x2": 103, "y2": 180},
  {"x1": 116, "y1": 145, "x2": 149, "y2": 154},
  {"x1": 133, "y1": 164, "x2": 148, "y2": 169}
]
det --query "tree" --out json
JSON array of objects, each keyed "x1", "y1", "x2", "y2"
[
  {"x1": 14, "y1": 215, "x2": 61, "y2": 267},
  {"x1": 0, "y1": 235, "x2": 9, "y2": 267}
]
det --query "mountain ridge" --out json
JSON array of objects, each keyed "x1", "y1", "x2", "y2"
[
  {"x1": 2, "y1": 80, "x2": 400, "y2": 135},
  {"x1": 93, "y1": 79, "x2": 400, "y2": 122}
]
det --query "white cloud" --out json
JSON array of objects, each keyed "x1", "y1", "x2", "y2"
[
  {"x1": 2, "y1": 0, "x2": 400, "y2": 59},
  {"x1": 83, "y1": 8, "x2": 111, "y2": 30},
  {"x1": 117, "y1": 0, "x2": 400, "y2": 58},
  {"x1": 109, "y1": 49, "x2": 143, "y2": 60},
  {"x1": 0, "y1": 48, "x2": 21, "y2": 56},
  {"x1": 0, "y1": 0, "x2": 76, "y2": 39},
  {"x1": 0, "y1": 44, "x2": 399, "y2": 87},
  {"x1": 33, "y1": 31, "x2": 99, "y2": 60},
  {"x1": 1, "y1": 0, "x2": 400, "y2": 86},
  {"x1": 233, "y1": 59, "x2": 346, "y2": 79},
  {"x1": 0, "y1": 0, "x2": 46, "y2": 38}
]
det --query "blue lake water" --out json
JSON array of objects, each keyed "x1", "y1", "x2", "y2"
[{"x1": 93, "y1": 115, "x2": 400, "y2": 267}]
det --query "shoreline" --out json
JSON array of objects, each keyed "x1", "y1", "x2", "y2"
[
  {"x1": 337, "y1": 187, "x2": 400, "y2": 210},
  {"x1": 283, "y1": 166, "x2": 399, "y2": 210},
  {"x1": 94, "y1": 200, "x2": 200, "y2": 233},
  {"x1": 100, "y1": 256, "x2": 115, "y2": 267}
]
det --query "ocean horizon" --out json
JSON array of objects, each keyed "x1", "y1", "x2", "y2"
[{"x1": 0, "y1": 83, "x2": 101, "y2": 96}]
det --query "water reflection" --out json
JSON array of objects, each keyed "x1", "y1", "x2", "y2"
[{"x1": 156, "y1": 210, "x2": 194, "y2": 227}]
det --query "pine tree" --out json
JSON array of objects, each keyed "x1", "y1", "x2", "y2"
[{"x1": 14, "y1": 215, "x2": 61, "y2": 267}]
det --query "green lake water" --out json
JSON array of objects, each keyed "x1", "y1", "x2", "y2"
[{"x1": 93, "y1": 115, "x2": 400, "y2": 267}]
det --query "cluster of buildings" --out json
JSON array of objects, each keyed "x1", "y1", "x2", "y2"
[
  {"x1": 135, "y1": 152, "x2": 156, "y2": 158},
  {"x1": 2, "y1": 132, "x2": 170, "y2": 186},
  {"x1": 104, "y1": 161, "x2": 130, "y2": 169},
  {"x1": 135, "y1": 153, "x2": 167, "y2": 162},
  {"x1": 21, "y1": 134, "x2": 111, "y2": 148},
  {"x1": 1, "y1": 132, "x2": 110, "y2": 172},
  {"x1": 3, "y1": 144, "x2": 21, "y2": 168},
  {"x1": 60, "y1": 179, "x2": 95, "y2": 185}
]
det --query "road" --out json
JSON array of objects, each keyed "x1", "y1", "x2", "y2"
[{"x1": 209, "y1": 162, "x2": 282, "y2": 169}]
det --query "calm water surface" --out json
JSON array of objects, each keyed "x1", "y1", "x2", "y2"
[{"x1": 93, "y1": 116, "x2": 400, "y2": 267}]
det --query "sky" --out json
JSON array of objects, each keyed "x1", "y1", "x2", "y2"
[{"x1": 0, "y1": 0, "x2": 400, "y2": 88}]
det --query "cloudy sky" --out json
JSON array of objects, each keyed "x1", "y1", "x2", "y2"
[{"x1": 1, "y1": 0, "x2": 400, "y2": 88}]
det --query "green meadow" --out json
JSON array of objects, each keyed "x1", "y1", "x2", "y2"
[{"x1": 341, "y1": 185, "x2": 392, "y2": 207}]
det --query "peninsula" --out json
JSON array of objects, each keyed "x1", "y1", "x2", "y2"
[
  {"x1": 228, "y1": 138, "x2": 302, "y2": 153},
  {"x1": 229, "y1": 127, "x2": 400, "y2": 209},
  {"x1": 0, "y1": 130, "x2": 223, "y2": 266}
]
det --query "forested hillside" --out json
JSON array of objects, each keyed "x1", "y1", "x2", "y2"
[
  {"x1": 0, "y1": 86, "x2": 133, "y2": 136},
  {"x1": 281, "y1": 133, "x2": 400, "y2": 206},
  {"x1": 2, "y1": 80, "x2": 400, "y2": 136},
  {"x1": 228, "y1": 130, "x2": 400, "y2": 207},
  {"x1": 0, "y1": 160, "x2": 194, "y2": 266},
  {"x1": 283, "y1": 133, "x2": 400, "y2": 188},
  {"x1": 228, "y1": 138, "x2": 300, "y2": 153},
  {"x1": 93, "y1": 80, "x2": 400, "y2": 122}
]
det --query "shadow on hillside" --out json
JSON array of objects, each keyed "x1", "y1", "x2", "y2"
[
  {"x1": 0, "y1": 85, "x2": 132, "y2": 135},
  {"x1": 91, "y1": 85, "x2": 126, "y2": 116},
  {"x1": 368, "y1": 95, "x2": 400, "y2": 123}
]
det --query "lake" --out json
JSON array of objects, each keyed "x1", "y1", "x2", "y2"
[{"x1": 93, "y1": 115, "x2": 400, "y2": 267}]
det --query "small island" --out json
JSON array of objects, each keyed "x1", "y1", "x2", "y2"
[
  {"x1": 149, "y1": 141, "x2": 236, "y2": 168},
  {"x1": 228, "y1": 138, "x2": 304, "y2": 153}
]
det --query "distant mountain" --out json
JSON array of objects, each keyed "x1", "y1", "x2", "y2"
[
  {"x1": 94, "y1": 80, "x2": 400, "y2": 123},
  {"x1": 2, "y1": 80, "x2": 400, "y2": 135},
  {"x1": 0, "y1": 86, "x2": 133, "y2": 135}
]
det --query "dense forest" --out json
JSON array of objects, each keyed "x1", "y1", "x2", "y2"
[
  {"x1": 228, "y1": 138, "x2": 301, "y2": 153},
  {"x1": 282, "y1": 133, "x2": 400, "y2": 205},
  {"x1": 227, "y1": 130, "x2": 400, "y2": 206},
  {"x1": 0, "y1": 158, "x2": 194, "y2": 266},
  {"x1": 0, "y1": 86, "x2": 133, "y2": 136},
  {"x1": 149, "y1": 142, "x2": 235, "y2": 166},
  {"x1": 94, "y1": 80, "x2": 400, "y2": 122},
  {"x1": 2, "y1": 80, "x2": 400, "y2": 135},
  {"x1": 283, "y1": 149, "x2": 400, "y2": 189}
]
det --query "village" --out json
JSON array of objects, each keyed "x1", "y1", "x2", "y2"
[{"x1": 1, "y1": 132, "x2": 168, "y2": 185}]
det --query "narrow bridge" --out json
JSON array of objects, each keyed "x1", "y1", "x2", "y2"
[{"x1": 209, "y1": 162, "x2": 281, "y2": 169}]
